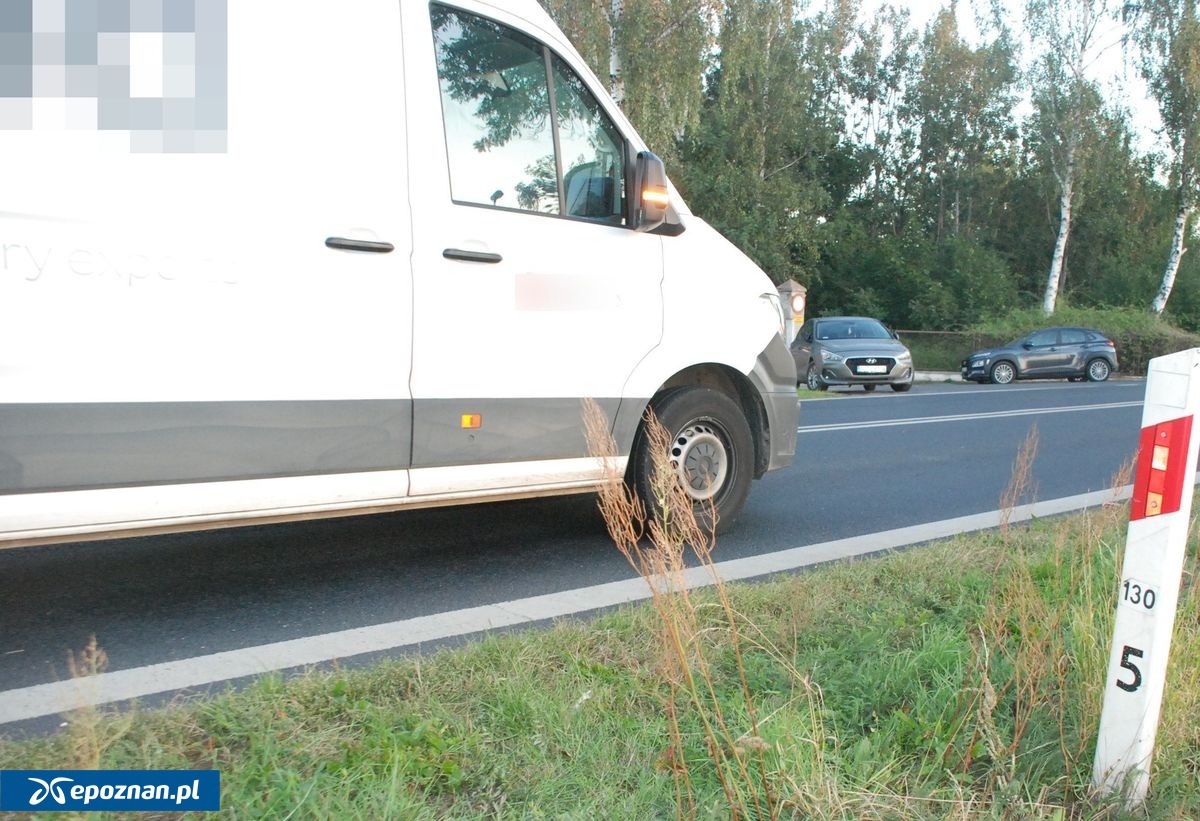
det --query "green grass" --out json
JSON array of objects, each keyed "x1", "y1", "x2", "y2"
[
  {"x1": 903, "y1": 332, "x2": 972, "y2": 372},
  {"x1": 969, "y1": 306, "x2": 1179, "y2": 339},
  {"x1": 3, "y1": 498, "x2": 1198, "y2": 819},
  {"x1": 796, "y1": 386, "x2": 836, "y2": 399}
]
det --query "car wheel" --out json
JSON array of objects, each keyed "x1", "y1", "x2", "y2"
[
  {"x1": 990, "y1": 361, "x2": 1016, "y2": 385},
  {"x1": 1086, "y1": 358, "x2": 1111, "y2": 382},
  {"x1": 631, "y1": 387, "x2": 754, "y2": 534},
  {"x1": 805, "y1": 364, "x2": 828, "y2": 391},
  {"x1": 891, "y1": 381, "x2": 912, "y2": 392},
  {"x1": 863, "y1": 384, "x2": 876, "y2": 392}
]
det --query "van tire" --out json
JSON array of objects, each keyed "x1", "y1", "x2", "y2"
[{"x1": 632, "y1": 387, "x2": 753, "y2": 534}]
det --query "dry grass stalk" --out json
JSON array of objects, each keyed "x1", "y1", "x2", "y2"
[
  {"x1": 955, "y1": 442, "x2": 1143, "y2": 815},
  {"x1": 999, "y1": 425, "x2": 1040, "y2": 538},
  {"x1": 63, "y1": 635, "x2": 131, "y2": 770},
  {"x1": 582, "y1": 398, "x2": 779, "y2": 820}
]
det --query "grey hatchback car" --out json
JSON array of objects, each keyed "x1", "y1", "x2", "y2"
[
  {"x1": 960, "y1": 326, "x2": 1118, "y2": 384},
  {"x1": 791, "y1": 316, "x2": 914, "y2": 392}
]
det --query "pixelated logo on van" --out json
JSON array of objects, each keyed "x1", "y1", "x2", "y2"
[{"x1": 0, "y1": 0, "x2": 226, "y2": 153}]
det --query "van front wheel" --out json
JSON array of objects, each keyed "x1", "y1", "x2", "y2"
[{"x1": 632, "y1": 387, "x2": 753, "y2": 534}]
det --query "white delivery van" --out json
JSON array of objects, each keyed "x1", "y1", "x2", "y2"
[{"x1": 0, "y1": 0, "x2": 797, "y2": 548}]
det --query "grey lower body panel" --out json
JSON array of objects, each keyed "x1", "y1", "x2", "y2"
[
  {"x1": 410, "y1": 397, "x2": 628, "y2": 467},
  {"x1": 0, "y1": 397, "x2": 634, "y2": 495},
  {"x1": 0, "y1": 400, "x2": 412, "y2": 494},
  {"x1": 750, "y1": 333, "x2": 799, "y2": 472}
]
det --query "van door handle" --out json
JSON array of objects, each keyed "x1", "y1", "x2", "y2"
[
  {"x1": 325, "y1": 237, "x2": 395, "y2": 253},
  {"x1": 443, "y1": 248, "x2": 502, "y2": 263}
]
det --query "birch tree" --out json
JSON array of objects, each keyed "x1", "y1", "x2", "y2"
[
  {"x1": 1128, "y1": 0, "x2": 1200, "y2": 316},
  {"x1": 1026, "y1": 0, "x2": 1117, "y2": 315}
]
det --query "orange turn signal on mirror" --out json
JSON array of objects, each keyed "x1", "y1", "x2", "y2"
[{"x1": 642, "y1": 186, "x2": 669, "y2": 208}]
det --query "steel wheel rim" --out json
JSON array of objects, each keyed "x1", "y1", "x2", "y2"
[{"x1": 669, "y1": 422, "x2": 729, "y2": 502}]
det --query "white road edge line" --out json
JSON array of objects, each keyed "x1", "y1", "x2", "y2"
[
  {"x1": 800, "y1": 401, "x2": 1144, "y2": 433},
  {"x1": 0, "y1": 486, "x2": 1133, "y2": 725}
]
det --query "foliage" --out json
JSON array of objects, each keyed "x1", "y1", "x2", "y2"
[
  {"x1": 534, "y1": 0, "x2": 1200, "y2": 335},
  {"x1": 1126, "y1": 0, "x2": 1200, "y2": 315},
  {"x1": 674, "y1": 0, "x2": 840, "y2": 286},
  {"x1": 904, "y1": 8, "x2": 1020, "y2": 244},
  {"x1": 964, "y1": 305, "x2": 1200, "y2": 375},
  {"x1": 614, "y1": 0, "x2": 719, "y2": 161},
  {"x1": 538, "y1": 0, "x2": 717, "y2": 166},
  {"x1": 900, "y1": 305, "x2": 1200, "y2": 371}
]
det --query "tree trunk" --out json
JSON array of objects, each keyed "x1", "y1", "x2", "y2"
[
  {"x1": 1043, "y1": 175, "x2": 1073, "y2": 316},
  {"x1": 1151, "y1": 199, "x2": 1189, "y2": 315},
  {"x1": 609, "y1": 0, "x2": 624, "y2": 105}
]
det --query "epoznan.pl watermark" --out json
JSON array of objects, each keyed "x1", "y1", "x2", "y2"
[{"x1": 1, "y1": 769, "x2": 219, "y2": 812}]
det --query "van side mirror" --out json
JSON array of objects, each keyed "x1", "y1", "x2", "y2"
[{"x1": 631, "y1": 151, "x2": 668, "y2": 232}]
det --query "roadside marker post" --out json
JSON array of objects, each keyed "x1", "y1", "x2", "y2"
[{"x1": 1092, "y1": 348, "x2": 1200, "y2": 807}]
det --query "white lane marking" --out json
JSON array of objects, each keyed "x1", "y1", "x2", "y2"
[
  {"x1": 0, "y1": 486, "x2": 1132, "y2": 725},
  {"x1": 848, "y1": 382, "x2": 1143, "y2": 399},
  {"x1": 800, "y1": 401, "x2": 1143, "y2": 433}
]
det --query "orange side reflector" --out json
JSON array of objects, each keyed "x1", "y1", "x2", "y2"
[
  {"x1": 461, "y1": 414, "x2": 482, "y2": 430},
  {"x1": 1146, "y1": 492, "x2": 1164, "y2": 517}
]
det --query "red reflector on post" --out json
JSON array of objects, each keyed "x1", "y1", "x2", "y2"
[{"x1": 1130, "y1": 415, "x2": 1193, "y2": 521}]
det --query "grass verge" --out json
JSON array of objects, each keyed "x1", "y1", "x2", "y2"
[{"x1": 2, "y1": 495, "x2": 1198, "y2": 817}]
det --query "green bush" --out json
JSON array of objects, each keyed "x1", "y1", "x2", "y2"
[{"x1": 901, "y1": 307, "x2": 1200, "y2": 375}]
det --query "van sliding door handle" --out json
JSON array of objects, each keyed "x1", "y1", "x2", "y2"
[
  {"x1": 325, "y1": 237, "x2": 395, "y2": 253},
  {"x1": 443, "y1": 248, "x2": 502, "y2": 263}
]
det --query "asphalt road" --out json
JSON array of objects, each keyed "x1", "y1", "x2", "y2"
[{"x1": 0, "y1": 378, "x2": 1147, "y2": 731}]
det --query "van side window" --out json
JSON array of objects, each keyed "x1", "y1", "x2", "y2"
[
  {"x1": 431, "y1": 5, "x2": 626, "y2": 224},
  {"x1": 553, "y1": 56, "x2": 624, "y2": 222}
]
